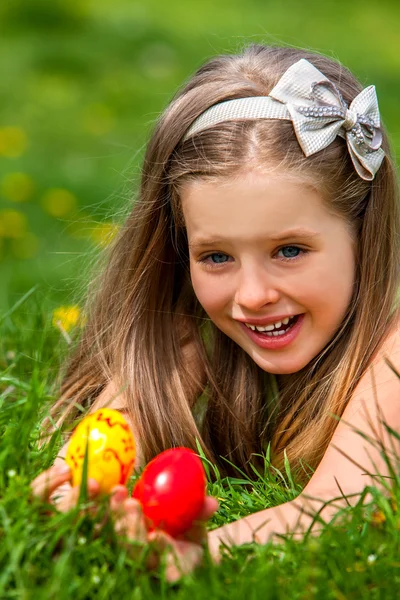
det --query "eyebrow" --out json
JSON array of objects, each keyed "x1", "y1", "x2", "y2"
[{"x1": 189, "y1": 227, "x2": 319, "y2": 249}]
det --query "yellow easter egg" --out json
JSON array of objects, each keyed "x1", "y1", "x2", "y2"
[{"x1": 65, "y1": 408, "x2": 136, "y2": 494}]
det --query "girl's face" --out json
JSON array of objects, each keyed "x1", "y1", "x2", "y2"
[{"x1": 180, "y1": 170, "x2": 356, "y2": 375}]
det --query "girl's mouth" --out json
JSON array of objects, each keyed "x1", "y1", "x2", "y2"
[{"x1": 239, "y1": 314, "x2": 305, "y2": 349}]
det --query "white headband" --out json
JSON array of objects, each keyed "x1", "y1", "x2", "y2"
[{"x1": 182, "y1": 58, "x2": 385, "y2": 181}]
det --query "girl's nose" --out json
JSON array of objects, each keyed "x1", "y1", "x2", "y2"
[{"x1": 234, "y1": 268, "x2": 281, "y2": 312}]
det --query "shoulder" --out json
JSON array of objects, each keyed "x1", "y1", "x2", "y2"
[
  {"x1": 352, "y1": 313, "x2": 400, "y2": 404},
  {"x1": 335, "y1": 312, "x2": 400, "y2": 467},
  {"x1": 301, "y1": 313, "x2": 400, "y2": 499}
]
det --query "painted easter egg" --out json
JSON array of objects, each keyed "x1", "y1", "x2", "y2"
[
  {"x1": 132, "y1": 447, "x2": 206, "y2": 538},
  {"x1": 65, "y1": 408, "x2": 136, "y2": 494}
]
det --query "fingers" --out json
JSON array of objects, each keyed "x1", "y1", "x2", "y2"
[
  {"x1": 30, "y1": 463, "x2": 72, "y2": 502},
  {"x1": 31, "y1": 465, "x2": 216, "y2": 584},
  {"x1": 148, "y1": 531, "x2": 204, "y2": 583},
  {"x1": 56, "y1": 478, "x2": 100, "y2": 513},
  {"x1": 110, "y1": 491, "x2": 147, "y2": 543},
  {"x1": 177, "y1": 496, "x2": 219, "y2": 545},
  {"x1": 107, "y1": 486, "x2": 217, "y2": 582},
  {"x1": 110, "y1": 487, "x2": 162, "y2": 566},
  {"x1": 198, "y1": 496, "x2": 219, "y2": 521},
  {"x1": 109, "y1": 485, "x2": 128, "y2": 513}
]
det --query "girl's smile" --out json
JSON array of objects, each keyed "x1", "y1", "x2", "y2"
[
  {"x1": 238, "y1": 313, "x2": 305, "y2": 350},
  {"x1": 181, "y1": 169, "x2": 356, "y2": 375}
]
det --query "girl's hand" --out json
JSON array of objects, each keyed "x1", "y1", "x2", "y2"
[
  {"x1": 30, "y1": 462, "x2": 101, "y2": 512},
  {"x1": 31, "y1": 464, "x2": 219, "y2": 582},
  {"x1": 109, "y1": 485, "x2": 219, "y2": 582}
]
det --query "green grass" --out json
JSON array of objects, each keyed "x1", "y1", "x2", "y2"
[
  {"x1": 1, "y1": 290, "x2": 400, "y2": 598},
  {"x1": 1, "y1": 0, "x2": 400, "y2": 312},
  {"x1": 2, "y1": 2, "x2": 400, "y2": 594}
]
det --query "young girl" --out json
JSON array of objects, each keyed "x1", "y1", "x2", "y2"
[{"x1": 32, "y1": 43, "x2": 400, "y2": 580}]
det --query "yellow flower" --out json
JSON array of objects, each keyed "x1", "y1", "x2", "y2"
[
  {"x1": 1, "y1": 172, "x2": 35, "y2": 202},
  {"x1": 41, "y1": 188, "x2": 77, "y2": 218},
  {"x1": 370, "y1": 508, "x2": 386, "y2": 526},
  {"x1": 64, "y1": 211, "x2": 92, "y2": 240},
  {"x1": 0, "y1": 210, "x2": 27, "y2": 238},
  {"x1": 0, "y1": 127, "x2": 28, "y2": 158},
  {"x1": 52, "y1": 306, "x2": 84, "y2": 332},
  {"x1": 90, "y1": 222, "x2": 119, "y2": 247}
]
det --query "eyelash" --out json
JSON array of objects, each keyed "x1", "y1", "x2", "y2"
[{"x1": 197, "y1": 245, "x2": 309, "y2": 268}]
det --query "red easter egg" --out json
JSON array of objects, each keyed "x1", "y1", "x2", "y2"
[{"x1": 132, "y1": 447, "x2": 206, "y2": 538}]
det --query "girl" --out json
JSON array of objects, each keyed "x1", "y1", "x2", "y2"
[{"x1": 32, "y1": 43, "x2": 400, "y2": 580}]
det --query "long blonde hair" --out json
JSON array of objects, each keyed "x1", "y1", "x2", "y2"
[{"x1": 41, "y1": 44, "x2": 400, "y2": 486}]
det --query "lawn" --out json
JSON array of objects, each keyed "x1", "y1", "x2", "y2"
[
  {"x1": 1, "y1": 0, "x2": 400, "y2": 597},
  {"x1": 1, "y1": 292, "x2": 400, "y2": 598}
]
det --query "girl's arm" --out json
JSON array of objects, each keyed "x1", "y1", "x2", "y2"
[{"x1": 208, "y1": 329, "x2": 400, "y2": 562}]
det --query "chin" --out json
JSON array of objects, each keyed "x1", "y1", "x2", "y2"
[{"x1": 252, "y1": 353, "x2": 310, "y2": 375}]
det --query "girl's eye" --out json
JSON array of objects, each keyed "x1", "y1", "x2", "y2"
[
  {"x1": 199, "y1": 252, "x2": 230, "y2": 266},
  {"x1": 197, "y1": 245, "x2": 308, "y2": 269},
  {"x1": 276, "y1": 245, "x2": 308, "y2": 261}
]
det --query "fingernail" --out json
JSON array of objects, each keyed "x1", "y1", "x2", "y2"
[
  {"x1": 128, "y1": 498, "x2": 142, "y2": 511},
  {"x1": 55, "y1": 462, "x2": 70, "y2": 475},
  {"x1": 87, "y1": 478, "x2": 100, "y2": 494},
  {"x1": 112, "y1": 488, "x2": 125, "y2": 502}
]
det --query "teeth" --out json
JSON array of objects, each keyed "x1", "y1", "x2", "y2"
[
  {"x1": 244, "y1": 315, "x2": 295, "y2": 332},
  {"x1": 257, "y1": 323, "x2": 275, "y2": 332}
]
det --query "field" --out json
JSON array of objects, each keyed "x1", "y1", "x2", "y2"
[
  {"x1": 2, "y1": 301, "x2": 400, "y2": 597},
  {"x1": 1, "y1": 0, "x2": 400, "y2": 597}
]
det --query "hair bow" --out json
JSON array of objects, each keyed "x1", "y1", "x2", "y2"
[
  {"x1": 269, "y1": 59, "x2": 385, "y2": 181},
  {"x1": 182, "y1": 58, "x2": 385, "y2": 181}
]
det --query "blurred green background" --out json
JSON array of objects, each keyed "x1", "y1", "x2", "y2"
[{"x1": 1, "y1": 0, "x2": 399, "y2": 314}]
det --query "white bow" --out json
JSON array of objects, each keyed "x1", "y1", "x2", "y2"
[
  {"x1": 269, "y1": 59, "x2": 385, "y2": 180},
  {"x1": 182, "y1": 58, "x2": 385, "y2": 181}
]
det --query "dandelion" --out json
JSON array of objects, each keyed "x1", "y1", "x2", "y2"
[
  {"x1": 52, "y1": 305, "x2": 83, "y2": 333},
  {"x1": 7, "y1": 469, "x2": 16, "y2": 478},
  {"x1": 1, "y1": 172, "x2": 35, "y2": 202},
  {"x1": 89, "y1": 222, "x2": 119, "y2": 247},
  {"x1": 65, "y1": 211, "x2": 93, "y2": 240},
  {"x1": 370, "y1": 508, "x2": 386, "y2": 526},
  {"x1": 78, "y1": 537, "x2": 87, "y2": 545},
  {"x1": 0, "y1": 209, "x2": 27, "y2": 239},
  {"x1": 41, "y1": 188, "x2": 77, "y2": 218},
  {"x1": 367, "y1": 554, "x2": 377, "y2": 564},
  {"x1": 91, "y1": 575, "x2": 101, "y2": 585},
  {"x1": 0, "y1": 126, "x2": 28, "y2": 158}
]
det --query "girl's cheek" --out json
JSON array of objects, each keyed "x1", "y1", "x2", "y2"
[{"x1": 191, "y1": 272, "x2": 228, "y2": 312}]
